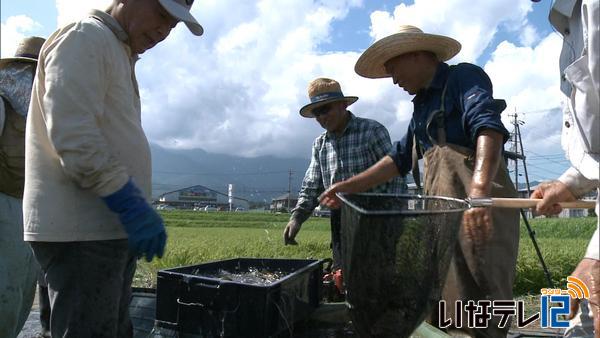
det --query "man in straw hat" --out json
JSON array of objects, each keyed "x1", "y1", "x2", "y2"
[
  {"x1": 0, "y1": 36, "x2": 45, "y2": 338},
  {"x1": 531, "y1": 0, "x2": 599, "y2": 336},
  {"x1": 320, "y1": 25, "x2": 519, "y2": 337},
  {"x1": 23, "y1": 0, "x2": 202, "y2": 336},
  {"x1": 283, "y1": 77, "x2": 405, "y2": 285}
]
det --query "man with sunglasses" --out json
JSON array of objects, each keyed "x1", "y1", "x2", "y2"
[{"x1": 283, "y1": 78, "x2": 405, "y2": 285}]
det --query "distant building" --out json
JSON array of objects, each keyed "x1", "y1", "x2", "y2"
[
  {"x1": 271, "y1": 193, "x2": 298, "y2": 213},
  {"x1": 157, "y1": 185, "x2": 250, "y2": 210}
]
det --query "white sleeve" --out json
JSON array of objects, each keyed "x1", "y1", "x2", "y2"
[
  {"x1": 582, "y1": 0, "x2": 599, "y2": 94},
  {"x1": 0, "y1": 97, "x2": 5, "y2": 137},
  {"x1": 558, "y1": 166, "x2": 598, "y2": 197}
]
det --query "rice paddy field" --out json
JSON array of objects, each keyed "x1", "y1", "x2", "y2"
[{"x1": 133, "y1": 210, "x2": 596, "y2": 297}]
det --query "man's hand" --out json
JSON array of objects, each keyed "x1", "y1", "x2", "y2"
[
  {"x1": 531, "y1": 181, "x2": 576, "y2": 215},
  {"x1": 568, "y1": 258, "x2": 600, "y2": 334},
  {"x1": 462, "y1": 207, "x2": 493, "y2": 246},
  {"x1": 319, "y1": 183, "x2": 343, "y2": 209},
  {"x1": 464, "y1": 130, "x2": 503, "y2": 247},
  {"x1": 283, "y1": 219, "x2": 302, "y2": 245}
]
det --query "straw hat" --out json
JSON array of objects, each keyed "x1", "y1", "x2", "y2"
[
  {"x1": 158, "y1": 0, "x2": 203, "y2": 36},
  {"x1": 0, "y1": 36, "x2": 45, "y2": 68},
  {"x1": 355, "y1": 25, "x2": 461, "y2": 79},
  {"x1": 299, "y1": 78, "x2": 358, "y2": 118}
]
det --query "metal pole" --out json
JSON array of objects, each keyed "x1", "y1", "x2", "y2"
[
  {"x1": 520, "y1": 209, "x2": 555, "y2": 288},
  {"x1": 513, "y1": 112, "x2": 519, "y2": 190},
  {"x1": 515, "y1": 118, "x2": 554, "y2": 287},
  {"x1": 287, "y1": 169, "x2": 292, "y2": 212},
  {"x1": 517, "y1": 123, "x2": 532, "y2": 194}
]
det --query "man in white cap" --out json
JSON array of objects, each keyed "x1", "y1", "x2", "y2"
[
  {"x1": 23, "y1": 0, "x2": 202, "y2": 336},
  {"x1": 0, "y1": 35, "x2": 45, "y2": 338},
  {"x1": 320, "y1": 26, "x2": 519, "y2": 337},
  {"x1": 531, "y1": 0, "x2": 599, "y2": 336},
  {"x1": 283, "y1": 77, "x2": 405, "y2": 288}
]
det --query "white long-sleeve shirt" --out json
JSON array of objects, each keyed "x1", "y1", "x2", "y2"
[
  {"x1": 551, "y1": 0, "x2": 600, "y2": 260},
  {"x1": 23, "y1": 10, "x2": 151, "y2": 242}
]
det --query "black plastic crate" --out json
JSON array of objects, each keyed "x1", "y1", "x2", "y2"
[{"x1": 155, "y1": 258, "x2": 324, "y2": 337}]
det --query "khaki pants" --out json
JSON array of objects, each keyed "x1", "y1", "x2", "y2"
[{"x1": 424, "y1": 144, "x2": 520, "y2": 338}]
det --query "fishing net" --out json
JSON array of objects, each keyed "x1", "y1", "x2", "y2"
[{"x1": 339, "y1": 193, "x2": 468, "y2": 337}]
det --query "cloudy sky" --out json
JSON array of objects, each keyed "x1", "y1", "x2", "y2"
[{"x1": 1, "y1": 0, "x2": 569, "y2": 182}]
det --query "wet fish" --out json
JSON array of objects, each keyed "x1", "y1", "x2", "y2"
[{"x1": 195, "y1": 267, "x2": 288, "y2": 286}]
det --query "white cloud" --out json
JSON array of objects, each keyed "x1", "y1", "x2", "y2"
[
  {"x1": 367, "y1": 0, "x2": 533, "y2": 63},
  {"x1": 55, "y1": 0, "x2": 112, "y2": 27},
  {"x1": 0, "y1": 15, "x2": 42, "y2": 58},
  {"x1": 484, "y1": 33, "x2": 564, "y2": 157},
  {"x1": 133, "y1": 0, "x2": 368, "y2": 157},
  {"x1": 40, "y1": 0, "x2": 565, "y2": 182},
  {"x1": 519, "y1": 23, "x2": 541, "y2": 47}
]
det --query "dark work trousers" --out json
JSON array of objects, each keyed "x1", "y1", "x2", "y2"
[
  {"x1": 37, "y1": 270, "x2": 51, "y2": 337},
  {"x1": 30, "y1": 240, "x2": 136, "y2": 338},
  {"x1": 330, "y1": 209, "x2": 342, "y2": 270}
]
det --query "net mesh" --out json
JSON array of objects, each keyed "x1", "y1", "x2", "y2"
[{"x1": 339, "y1": 193, "x2": 468, "y2": 337}]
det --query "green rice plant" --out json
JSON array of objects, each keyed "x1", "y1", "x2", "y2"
[
  {"x1": 135, "y1": 225, "x2": 332, "y2": 288},
  {"x1": 134, "y1": 212, "x2": 597, "y2": 297},
  {"x1": 519, "y1": 216, "x2": 595, "y2": 239},
  {"x1": 514, "y1": 238, "x2": 588, "y2": 296}
]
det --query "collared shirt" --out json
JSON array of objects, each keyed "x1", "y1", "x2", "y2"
[
  {"x1": 551, "y1": 0, "x2": 599, "y2": 260},
  {"x1": 291, "y1": 113, "x2": 406, "y2": 223},
  {"x1": 24, "y1": 10, "x2": 150, "y2": 241},
  {"x1": 551, "y1": 0, "x2": 599, "y2": 182},
  {"x1": 389, "y1": 62, "x2": 510, "y2": 176}
]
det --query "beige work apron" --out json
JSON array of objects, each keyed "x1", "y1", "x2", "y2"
[{"x1": 418, "y1": 78, "x2": 520, "y2": 337}]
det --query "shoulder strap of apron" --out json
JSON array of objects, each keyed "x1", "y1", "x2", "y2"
[
  {"x1": 411, "y1": 133, "x2": 422, "y2": 194},
  {"x1": 412, "y1": 69, "x2": 453, "y2": 192},
  {"x1": 425, "y1": 75, "x2": 451, "y2": 147}
]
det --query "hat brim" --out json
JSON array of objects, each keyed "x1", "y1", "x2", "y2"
[
  {"x1": 158, "y1": 0, "x2": 204, "y2": 36},
  {"x1": 0, "y1": 57, "x2": 38, "y2": 68},
  {"x1": 299, "y1": 96, "x2": 358, "y2": 118},
  {"x1": 355, "y1": 32, "x2": 461, "y2": 79}
]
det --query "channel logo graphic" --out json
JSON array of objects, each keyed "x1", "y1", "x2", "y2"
[
  {"x1": 540, "y1": 276, "x2": 590, "y2": 328},
  {"x1": 436, "y1": 276, "x2": 590, "y2": 329},
  {"x1": 565, "y1": 276, "x2": 590, "y2": 299}
]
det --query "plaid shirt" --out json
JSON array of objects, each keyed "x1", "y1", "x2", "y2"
[{"x1": 291, "y1": 113, "x2": 406, "y2": 223}]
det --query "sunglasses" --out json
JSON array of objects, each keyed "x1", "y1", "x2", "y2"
[{"x1": 312, "y1": 104, "x2": 333, "y2": 117}]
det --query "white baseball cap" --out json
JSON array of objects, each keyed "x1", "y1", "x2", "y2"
[{"x1": 158, "y1": 0, "x2": 203, "y2": 36}]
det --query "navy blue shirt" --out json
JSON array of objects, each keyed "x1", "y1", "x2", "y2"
[{"x1": 389, "y1": 62, "x2": 510, "y2": 176}]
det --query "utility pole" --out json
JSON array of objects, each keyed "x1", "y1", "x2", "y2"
[
  {"x1": 516, "y1": 122, "x2": 532, "y2": 194},
  {"x1": 509, "y1": 110, "x2": 554, "y2": 288},
  {"x1": 287, "y1": 169, "x2": 293, "y2": 212},
  {"x1": 513, "y1": 112, "x2": 519, "y2": 190}
]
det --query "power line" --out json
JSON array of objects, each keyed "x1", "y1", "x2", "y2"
[
  {"x1": 522, "y1": 162, "x2": 566, "y2": 177},
  {"x1": 518, "y1": 106, "x2": 561, "y2": 116},
  {"x1": 152, "y1": 169, "x2": 292, "y2": 176}
]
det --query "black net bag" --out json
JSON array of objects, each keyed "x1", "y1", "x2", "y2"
[{"x1": 338, "y1": 193, "x2": 468, "y2": 337}]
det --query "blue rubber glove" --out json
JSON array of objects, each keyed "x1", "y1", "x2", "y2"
[{"x1": 102, "y1": 179, "x2": 167, "y2": 262}]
